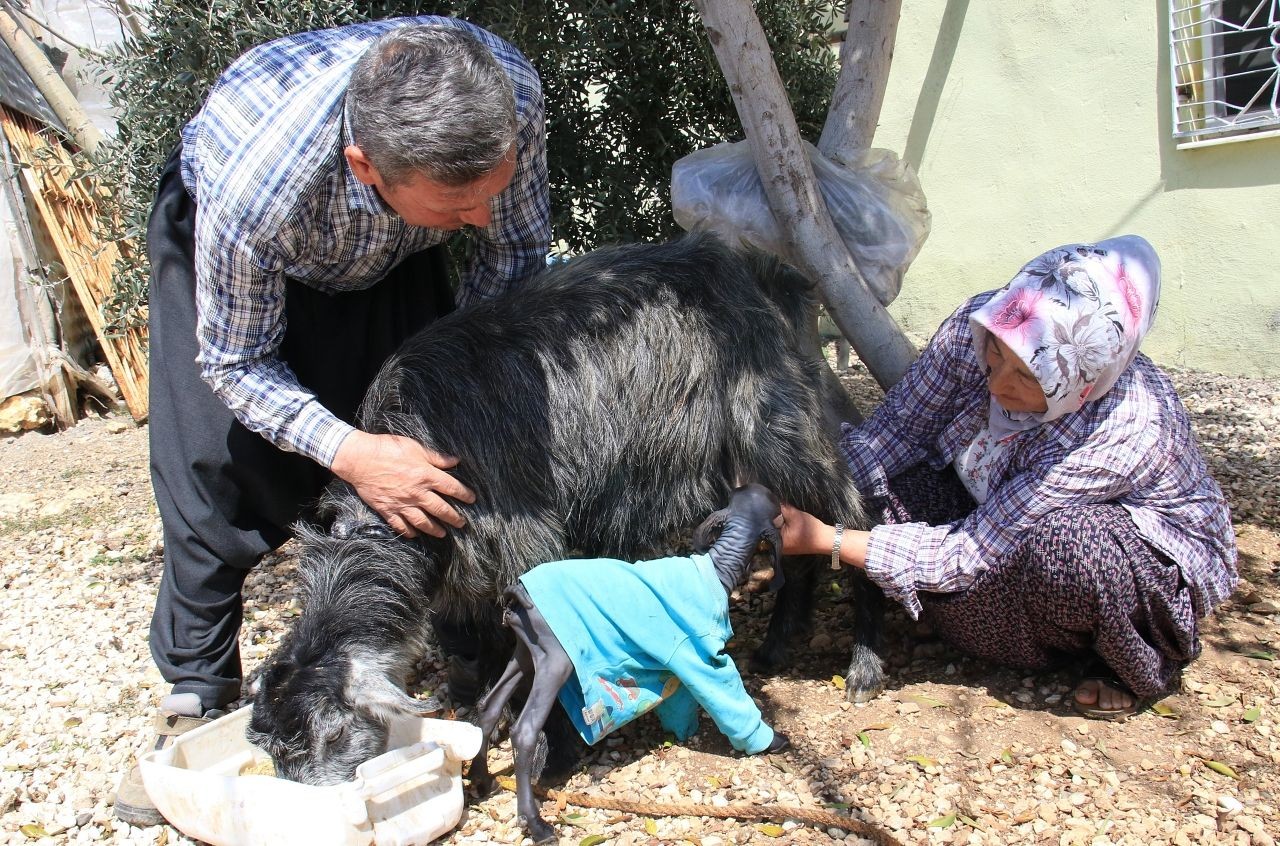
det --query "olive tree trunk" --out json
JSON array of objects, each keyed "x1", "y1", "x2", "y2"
[{"x1": 693, "y1": 0, "x2": 917, "y2": 391}]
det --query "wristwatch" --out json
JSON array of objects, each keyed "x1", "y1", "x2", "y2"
[{"x1": 830, "y1": 523, "x2": 845, "y2": 570}]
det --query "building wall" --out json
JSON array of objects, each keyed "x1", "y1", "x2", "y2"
[{"x1": 870, "y1": 0, "x2": 1280, "y2": 376}]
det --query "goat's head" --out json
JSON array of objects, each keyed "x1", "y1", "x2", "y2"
[
  {"x1": 245, "y1": 507, "x2": 445, "y2": 785},
  {"x1": 245, "y1": 641, "x2": 442, "y2": 784},
  {"x1": 691, "y1": 483, "x2": 784, "y2": 591}
]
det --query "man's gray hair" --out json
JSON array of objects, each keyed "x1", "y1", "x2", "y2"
[{"x1": 347, "y1": 25, "x2": 517, "y2": 187}]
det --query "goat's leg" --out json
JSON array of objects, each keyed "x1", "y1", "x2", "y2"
[
  {"x1": 751, "y1": 554, "x2": 821, "y2": 673},
  {"x1": 843, "y1": 572, "x2": 886, "y2": 702},
  {"x1": 469, "y1": 643, "x2": 528, "y2": 798},
  {"x1": 510, "y1": 663, "x2": 571, "y2": 845},
  {"x1": 505, "y1": 595, "x2": 575, "y2": 845}
]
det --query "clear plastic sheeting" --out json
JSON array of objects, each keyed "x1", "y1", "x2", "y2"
[
  {"x1": 0, "y1": 186, "x2": 36, "y2": 400},
  {"x1": 671, "y1": 140, "x2": 930, "y2": 306}
]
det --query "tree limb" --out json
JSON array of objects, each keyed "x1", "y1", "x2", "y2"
[
  {"x1": 0, "y1": 8, "x2": 104, "y2": 157},
  {"x1": 693, "y1": 0, "x2": 916, "y2": 389},
  {"x1": 819, "y1": 0, "x2": 904, "y2": 165}
]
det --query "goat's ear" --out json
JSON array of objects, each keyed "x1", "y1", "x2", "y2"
[
  {"x1": 349, "y1": 666, "x2": 441, "y2": 721},
  {"x1": 692, "y1": 508, "x2": 729, "y2": 551},
  {"x1": 764, "y1": 524, "x2": 785, "y2": 593}
]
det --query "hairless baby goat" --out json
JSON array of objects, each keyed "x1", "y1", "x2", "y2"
[{"x1": 469, "y1": 484, "x2": 790, "y2": 844}]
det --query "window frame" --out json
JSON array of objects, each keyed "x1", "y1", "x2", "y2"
[{"x1": 1169, "y1": 0, "x2": 1280, "y2": 148}]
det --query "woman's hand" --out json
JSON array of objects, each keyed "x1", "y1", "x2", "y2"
[
  {"x1": 330, "y1": 430, "x2": 476, "y2": 538},
  {"x1": 779, "y1": 503, "x2": 834, "y2": 556},
  {"x1": 780, "y1": 503, "x2": 870, "y2": 569}
]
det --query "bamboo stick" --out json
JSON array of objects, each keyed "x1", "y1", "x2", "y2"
[{"x1": 1, "y1": 108, "x2": 148, "y2": 420}]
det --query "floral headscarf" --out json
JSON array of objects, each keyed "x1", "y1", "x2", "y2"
[{"x1": 970, "y1": 235, "x2": 1161, "y2": 439}]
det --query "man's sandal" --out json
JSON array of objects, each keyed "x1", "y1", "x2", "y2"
[{"x1": 113, "y1": 695, "x2": 227, "y2": 827}]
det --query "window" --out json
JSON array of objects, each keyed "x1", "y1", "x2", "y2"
[{"x1": 1170, "y1": 0, "x2": 1280, "y2": 147}]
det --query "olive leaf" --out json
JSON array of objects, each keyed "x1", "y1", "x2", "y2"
[
  {"x1": 1243, "y1": 706, "x2": 1261, "y2": 723},
  {"x1": 927, "y1": 813, "x2": 956, "y2": 827},
  {"x1": 908, "y1": 694, "x2": 947, "y2": 708},
  {"x1": 1204, "y1": 760, "x2": 1240, "y2": 779}
]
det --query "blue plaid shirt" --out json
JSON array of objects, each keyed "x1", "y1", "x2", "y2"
[
  {"x1": 841, "y1": 294, "x2": 1238, "y2": 620},
  {"x1": 179, "y1": 17, "x2": 550, "y2": 466}
]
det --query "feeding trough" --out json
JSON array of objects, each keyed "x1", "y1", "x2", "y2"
[{"x1": 137, "y1": 707, "x2": 481, "y2": 846}]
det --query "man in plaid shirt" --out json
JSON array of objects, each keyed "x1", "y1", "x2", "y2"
[{"x1": 116, "y1": 17, "x2": 550, "y2": 826}]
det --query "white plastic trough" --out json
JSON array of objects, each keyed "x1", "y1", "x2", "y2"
[{"x1": 138, "y1": 707, "x2": 482, "y2": 846}]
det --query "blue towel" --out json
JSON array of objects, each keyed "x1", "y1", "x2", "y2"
[{"x1": 518, "y1": 553, "x2": 774, "y2": 754}]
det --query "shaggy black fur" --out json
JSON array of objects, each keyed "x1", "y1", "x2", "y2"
[{"x1": 248, "y1": 234, "x2": 883, "y2": 785}]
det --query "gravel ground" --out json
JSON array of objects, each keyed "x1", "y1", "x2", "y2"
[{"x1": 0, "y1": 358, "x2": 1276, "y2": 846}]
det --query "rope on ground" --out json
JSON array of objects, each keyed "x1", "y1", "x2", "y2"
[{"x1": 494, "y1": 776, "x2": 905, "y2": 845}]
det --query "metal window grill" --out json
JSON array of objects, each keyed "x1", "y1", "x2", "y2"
[{"x1": 1170, "y1": 0, "x2": 1280, "y2": 145}]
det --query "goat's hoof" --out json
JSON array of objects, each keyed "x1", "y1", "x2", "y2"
[
  {"x1": 765, "y1": 731, "x2": 790, "y2": 754},
  {"x1": 748, "y1": 645, "x2": 787, "y2": 675},
  {"x1": 844, "y1": 649, "x2": 886, "y2": 703},
  {"x1": 522, "y1": 815, "x2": 557, "y2": 844},
  {"x1": 844, "y1": 682, "x2": 884, "y2": 704},
  {"x1": 467, "y1": 774, "x2": 495, "y2": 799}
]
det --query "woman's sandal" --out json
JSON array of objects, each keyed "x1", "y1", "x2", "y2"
[
  {"x1": 1072, "y1": 662, "x2": 1183, "y2": 721},
  {"x1": 1071, "y1": 675, "x2": 1143, "y2": 721}
]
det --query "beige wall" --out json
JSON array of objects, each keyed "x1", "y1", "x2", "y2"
[{"x1": 870, "y1": 0, "x2": 1280, "y2": 376}]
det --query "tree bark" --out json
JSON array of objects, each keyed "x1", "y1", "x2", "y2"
[
  {"x1": 819, "y1": 0, "x2": 905, "y2": 165},
  {"x1": 694, "y1": 0, "x2": 916, "y2": 390},
  {"x1": 0, "y1": 9, "x2": 104, "y2": 158}
]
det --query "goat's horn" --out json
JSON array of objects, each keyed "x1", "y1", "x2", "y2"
[{"x1": 692, "y1": 508, "x2": 730, "y2": 551}]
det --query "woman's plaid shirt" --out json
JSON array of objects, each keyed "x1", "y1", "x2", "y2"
[
  {"x1": 178, "y1": 16, "x2": 550, "y2": 466},
  {"x1": 840, "y1": 294, "x2": 1238, "y2": 620}
]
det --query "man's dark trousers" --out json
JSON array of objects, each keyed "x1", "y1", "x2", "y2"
[{"x1": 146, "y1": 146, "x2": 454, "y2": 712}]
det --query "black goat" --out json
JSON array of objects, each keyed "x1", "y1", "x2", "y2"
[
  {"x1": 470, "y1": 484, "x2": 791, "y2": 844},
  {"x1": 247, "y1": 234, "x2": 882, "y2": 786}
]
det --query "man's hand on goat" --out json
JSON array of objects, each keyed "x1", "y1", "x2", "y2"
[{"x1": 331, "y1": 430, "x2": 475, "y2": 537}]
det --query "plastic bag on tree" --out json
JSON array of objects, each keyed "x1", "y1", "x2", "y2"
[{"x1": 670, "y1": 140, "x2": 930, "y2": 306}]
